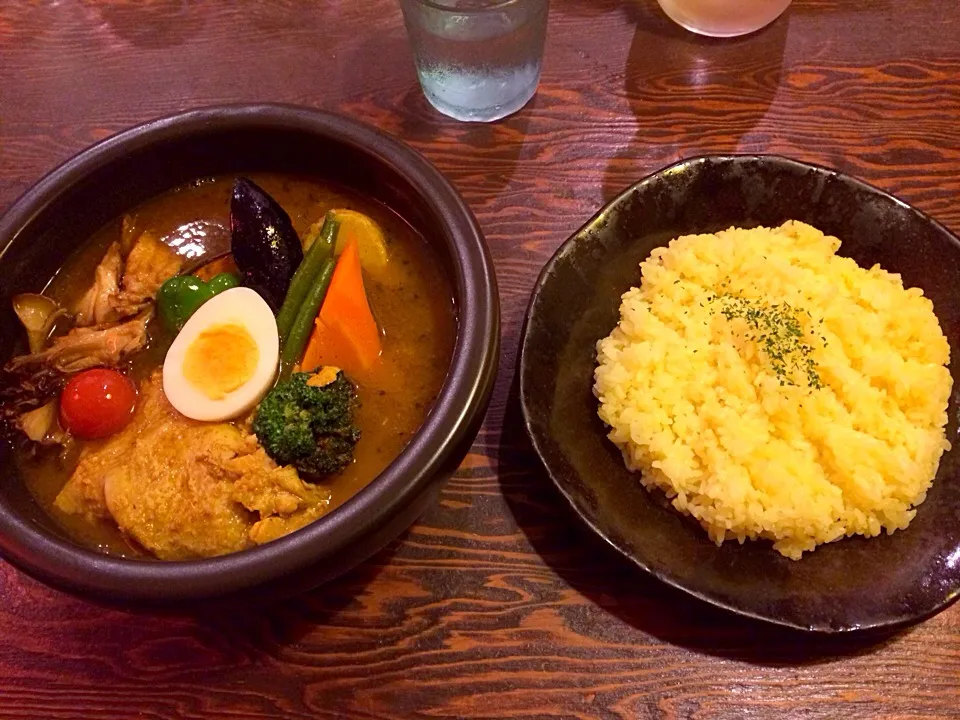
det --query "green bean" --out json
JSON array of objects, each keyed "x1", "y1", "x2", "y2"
[
  {"x1": 276, "y1": 214, "x2": 339, "y2": 343},
  {"x1": 279, "y1": 257, "x2": 336, "y2": 381}
]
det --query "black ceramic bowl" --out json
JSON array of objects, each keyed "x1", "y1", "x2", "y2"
[
  {"x1": 0, "y1": 104, "x2": 500, "y2": 602},
  {"x1": 520, "y1": 155, "x2": 960, "y2": 633}
]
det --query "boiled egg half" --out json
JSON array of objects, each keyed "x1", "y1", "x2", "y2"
[{"x1": 163, "y1": 287, "x2": 279, "y2": 421}]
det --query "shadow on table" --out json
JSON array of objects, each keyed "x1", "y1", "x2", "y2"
[
  {"x1": 354, "y1": 30, "x2": 533, "y2": 199},
  {"x1": 495, "y1": 373, "x2": 903, "y2": 667},
  {"x1": 83, "y1": 0, "x2": 204, "y2": 49},
  {"x1": 388, "y1": 90, "x2": 535, "y2": 199},
  {"x1": 167, "y1": 535, "x2": 406, "y2": 649},
  {"x1": 600, "y1": 0, "x2": 791, "y2": 203}
]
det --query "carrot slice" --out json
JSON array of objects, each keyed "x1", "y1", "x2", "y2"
[{"x1": 300, "y1": 237, "x2": 382, "y2": 374}]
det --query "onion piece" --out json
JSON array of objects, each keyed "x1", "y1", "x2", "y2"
[
  {"x1": 13, "y1": 293, "x2": 68, "y2": 353},
  {"x1": 18, "y1": 400, "x2": 60, "y2": 444}
]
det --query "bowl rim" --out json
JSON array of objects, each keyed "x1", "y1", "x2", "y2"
[
  {"x1": 519, "y1": 153, "x2": 960, "y2": 634},
  {"x1": 0, "y1": 103, "x2": 500, "y2": 600}
]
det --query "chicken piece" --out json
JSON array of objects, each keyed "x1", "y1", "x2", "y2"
[
  {"x1": 56, "y1": 373, "x2": 330, "y2": 560},
  {"x1": 104, "y1": 425, "x2": 254, "y2": 560},
  {"x1": 120, "y1": 214, "x2": 138, "y2": 255},
  {"x1": 73, "y1": 242, "x2": 123, "y2": 327},
  {"x1": 248, "y1": 505, "x2": 329, "y2": 546},
  {"x1": 229, "y1": 449, "x2": 332, "y2": 543},
  {"x1": 230, "y1": 450, "x2": 324, "y2": 515},
  {"x1": 9, "y1": 310, "x2": 152, "y2": 374},
  {"x1": 112, "y1": 231, "x2": 182, "y2": 316},
  {"x1": 73, "y1": 233, "x2": 181, "y2": 327},
  {"x1": 54, "y1": 370, "x2": 174, "y2": 522},
  {"x1": 54, "y1": 432, "x2": 129, "y2": 521},
  {"x1": 58, "y1": 373, "x2": 251, "y2": 558}
]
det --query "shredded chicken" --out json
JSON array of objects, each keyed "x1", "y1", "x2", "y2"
[
  {"x1": 9, "y1": 309, "x2": 152, "y2": 374},
  {"x1": 73, "y1": 243, "x2": 123, "y2": 327},
  {"x1": 120, "y1": 214, "x2": 138, "y2": 255},
  {"x1": 113, "y1": 232, "x2": 182, "y2": 315},
  {"x1": 56, "y1": 374, "x2": 331, "y2": 559},
  {"x1": 228, "y1": 450, "x2": 332, "y2": 544},
  {"x1": 73, "y1": 233, "x2": 181, "y2": 327},
  {"x1": 2, "y1": 228, "x2": 181, "y2": 445},
  {"x1": 247, "y1": 505, "x2": 329, "y2": 546}
]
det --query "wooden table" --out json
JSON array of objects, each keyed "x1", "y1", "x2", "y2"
[{"x1": 2, "y1": 1, "x2": 959, "y2": 717}]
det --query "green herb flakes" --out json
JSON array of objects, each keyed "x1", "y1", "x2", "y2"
[{"x1": 711, "y1": 293, "x2": 823, "y2": 389}]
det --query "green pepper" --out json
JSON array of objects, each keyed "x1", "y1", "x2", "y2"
[
  {"x1": 157, "y1": 272, "x2": 241, "y2": 332},
  {"x1": 208, "y1": 272, "x2": 241, "y2": 295}
]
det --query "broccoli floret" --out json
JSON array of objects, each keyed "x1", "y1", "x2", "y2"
[{"x1": 253, "y1": 370, "x2": 360, "y2": 477}]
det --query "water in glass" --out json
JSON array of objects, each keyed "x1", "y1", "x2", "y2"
[{"x1": 401, "y1": 0, "x2": 549, "y2": 122}]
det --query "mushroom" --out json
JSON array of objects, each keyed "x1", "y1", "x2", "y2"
[{"x1": 12, "y1": 293, "x2": 68, "y2": 353}]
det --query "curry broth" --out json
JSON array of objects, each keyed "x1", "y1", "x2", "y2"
[{"x1": 17, "y1": 174, "x2": 456, "y2": 557}]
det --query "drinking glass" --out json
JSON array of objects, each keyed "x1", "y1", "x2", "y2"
[
  {"x1": 399, "y1": 0, "x2": 549, "y2": 122},
  {"x1": 657, "y1": 0, "x2": 791, "y2": 37}
]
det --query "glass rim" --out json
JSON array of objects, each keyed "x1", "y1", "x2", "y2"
[{"x1": 405, "y1": 0, "x2": 535, "y2": 13}]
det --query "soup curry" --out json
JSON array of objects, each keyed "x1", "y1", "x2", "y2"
[{"x1": 5, "y1": 175, "x2": 455, "y2": 559}]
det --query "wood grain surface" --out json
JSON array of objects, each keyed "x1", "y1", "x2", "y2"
[{"x1": 2, "y1": 1, "x2": 960, "y2": 718}]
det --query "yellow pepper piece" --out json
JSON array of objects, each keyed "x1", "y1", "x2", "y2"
[{"x1": 329, "y1": 209, "x2": 389, "y2": 272}]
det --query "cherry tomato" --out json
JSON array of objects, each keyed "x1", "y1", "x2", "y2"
[{"x1": 59, "y1": 369, "x2": 138, "y2": 439}]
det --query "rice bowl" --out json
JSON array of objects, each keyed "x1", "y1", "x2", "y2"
[{"x1": 594, "y1": 220, "x2": 953, "y2": 559}]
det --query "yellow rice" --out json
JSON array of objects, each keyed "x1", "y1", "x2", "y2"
[{"x1": 593, "y1": 221, "x2": 953, "y2": 559}]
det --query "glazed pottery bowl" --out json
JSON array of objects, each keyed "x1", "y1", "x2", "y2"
[
  {"x1": 520, "y1": 155, "x2": 960, "y2": 633},
  {"x1": 0, "y1": 104, "x2": 500, "y2": 602}
]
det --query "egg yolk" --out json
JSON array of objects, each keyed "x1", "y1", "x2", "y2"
[{"x1": 183, "y1": 323, "x2": 260, "y2": 400}]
